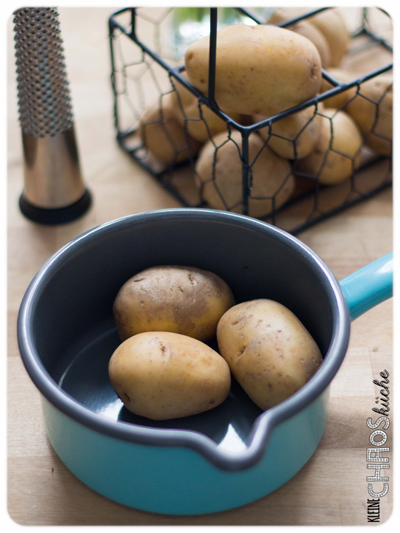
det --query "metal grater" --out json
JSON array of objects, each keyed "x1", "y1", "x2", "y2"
[{"x1": 13, "y1": 7, "x2": 91, "y2": 224}]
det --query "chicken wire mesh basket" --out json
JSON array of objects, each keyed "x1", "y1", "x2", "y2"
[{"x1": 109, "y1": 7, "x2": 392, "y2": 235}]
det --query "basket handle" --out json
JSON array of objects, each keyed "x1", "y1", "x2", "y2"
[{"x1": 339, "y1": 252, "x2": 393, "y2": 321}]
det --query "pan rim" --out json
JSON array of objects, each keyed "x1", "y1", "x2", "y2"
[{"x1": 17, "y1": 208, "x2": 350, "y2": 471}]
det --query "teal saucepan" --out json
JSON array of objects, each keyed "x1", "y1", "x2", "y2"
[{"x1": 17, "y1": 209, "x2": 393, "y2": 515}]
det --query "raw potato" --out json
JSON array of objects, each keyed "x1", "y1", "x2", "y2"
[
  {"x1": 269, "y1": 8, "x2": 348, "y2": 67},
  {"x1": 113, "y1": 265, "x2": 235, "y2": 342},
  {"x1": 185, "y1": 24, "x2": 322, "y2": 116},
  {"x1": 296, "y1": 108, "x2": 363, "y2": 185},
  {"x1": 288, "y1": 20, "x2": 331, "y2": 69},
  {"x1": 139, "y1": 96, "x2": 201, "y2": 166},
  {"x1": 307, "y1": 9, "x2": 349, "y2": 67},
  {"x1": 268, "y1": 11, "x2": 331, "y2": 68},
  {"x1": 320, "y1": 68, "x2": 357, "y2": 109},
  {"x1": 170, "y1": 72, "x2": 242, "y2": 142},
  {"x1": 345, "y1": 75, "x2": 393, "y2": 156},
  {"x1": 109, "y1": 331, "x2": 231, "y2": 420},
  {"x1": 195, "y1": 130, "x2": 295, "y2": 217},
  {"x1": 254, "y1": 104, "x2": 323, "y2": 160},
  {"x1": 217, "y1": 299, "x2": 323, "y2": 410}
]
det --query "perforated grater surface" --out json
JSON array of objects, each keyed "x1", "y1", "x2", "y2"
[{"x1": 13, "y1": 7, "x2": 91, "y2": 225}]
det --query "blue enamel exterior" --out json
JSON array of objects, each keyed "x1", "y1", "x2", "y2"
[
  {"x1": 339, "y1": 253, "x2": 393, "y2": 321},
  {"x1": 42, "y1": 389, "x2": 330, "y2": 515}
]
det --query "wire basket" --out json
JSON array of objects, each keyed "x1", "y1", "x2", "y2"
[{"x1": 108, "y1": 7, "x2": 392, "y2": 235}]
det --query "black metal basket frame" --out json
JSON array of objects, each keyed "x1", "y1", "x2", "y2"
[{"x1": 109, "y1": 6, "x2": 393, "y2": 235}]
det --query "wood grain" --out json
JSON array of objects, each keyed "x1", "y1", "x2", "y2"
[{"x1": 7, "y1": 7, "x2": 393, "y2": 526}]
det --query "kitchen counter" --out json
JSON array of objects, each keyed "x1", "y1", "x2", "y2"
[{"x1": 7, "y1": 7, "x2": 393, "y2": 526}]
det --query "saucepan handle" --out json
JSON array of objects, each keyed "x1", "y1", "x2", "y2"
[{"x1": 339, "y1": 252, "x2": 393, "y2": 321}]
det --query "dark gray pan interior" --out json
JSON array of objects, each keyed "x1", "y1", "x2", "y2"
[{"x1": 27, "y1": 212, "x2": 337, "y2": 451}]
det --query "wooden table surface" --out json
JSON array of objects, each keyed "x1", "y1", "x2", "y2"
[{"x1": 7, "y1": 7, "x2": 393, "y2": 526}]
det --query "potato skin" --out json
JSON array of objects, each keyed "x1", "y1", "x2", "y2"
[
  {"x1": 170, "y1": 72, "x2": 242, "y2": 142},
  {"x1": 308, "y1": 9, "x2": 349, "y2": 67},
  {"x1": 296, "y1": 108, "x2": 363, "y2": 185},
  {"x1": 320, "y1": 68, "x2": 357, "y2": 109},
  {"x1": 289, "y1": 21, "x2": 331, "y2": 69},
  {"x1": 270, "y1": 8, "x2": 349, "y2": 68},
  {"x1": 269, "y1": 11, "x2": 331, "y2": 69},
  {"x1": 217, "y1": 300, "x2": 323, "y2": 410},
  {"x1": 109, "y1": 332, "x2": 231, "y2": 420},
  {"x1": 113, "y1": 265, "x2": 235, "y2": 342},
  {"x1": 254, "y1": 104, "x2": 323, "y2": 160},
  {"x1": 345, "y1": 75, "x2": 392, "y2": 156},
  {"x1": 195, "y1": 130, "x2": 294, "y2": 217},
  {"x1": 185, "y1": 24, "x2": 321, "y2": 117},
  {"x1": 139, "y1": 96, "x2": 201, "y2": 166}
]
